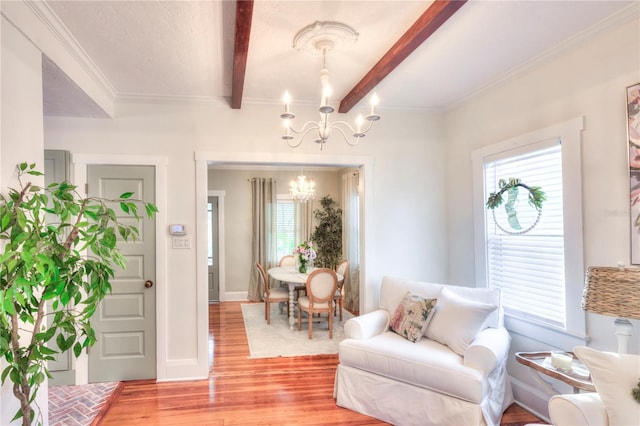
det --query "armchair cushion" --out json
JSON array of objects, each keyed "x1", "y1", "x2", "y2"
[
  {"x1": 573, "y1": 346, "x2": 640, "y2": 426},
  {"x1": 425, "y1": 288, "x2": 497, "y2": 355},
  {"x1": 339, "y1": 331, "x2": 485, "y2": 403},
  {"x1": 389, "y1": 291, "x2": 437, "y2": 342}
]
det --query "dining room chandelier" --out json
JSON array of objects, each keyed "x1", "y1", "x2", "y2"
[
  {"x1": 289, "y1": 174, "x2": 315, "y2": 202},
  {"x1": 280, "y1": 21, "x2": 381, "y2": 150}
]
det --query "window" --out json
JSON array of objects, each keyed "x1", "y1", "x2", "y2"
[
  {"x1": 472, "y1": 117, "x2": 586, "y2": 346},
  {"x1": 275, "y1": 196, "x2": 295, "y2": 261},
  {"x1": 484, "y1": 141, "x2": 565, "y2": 327}
]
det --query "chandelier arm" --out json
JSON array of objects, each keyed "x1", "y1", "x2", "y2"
[
  {"x1": 331, "y1": 126, "x2": 362, "y2": 147},
  {"x1": 331, "y1": 120, "x2": 375, "y2": 134},
  {"x1": 361, "y1": 119, "x2": 375, "y2": 134},
  {"x1": 329, "y1": 120, "x2": 356, "y2": 133},
  {"x1": 287, "y1": 120, "x2": 319, "y2": 135},
  {"x1": 288, "y1": 126, "x2": 322, "y2": 148}
]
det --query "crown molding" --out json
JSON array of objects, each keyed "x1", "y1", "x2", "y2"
[{"x1": 23, "y1": 0, "x2": 116, "y2": 99}]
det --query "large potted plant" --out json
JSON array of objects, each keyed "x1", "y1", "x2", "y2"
[
  {"x1": 310, "y1": 195, "x2": 342, "y2": 269},
  {"x1": 0, "y1": 163, "x2": 157, "y2": 425}
]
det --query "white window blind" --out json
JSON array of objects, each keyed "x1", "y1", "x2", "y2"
[
  {"x1": 484, "y1": 141, "x2": 566, "y2": 327},
  {"x1": 275, "y1": 198, "x2": 295, "y2": 261}
]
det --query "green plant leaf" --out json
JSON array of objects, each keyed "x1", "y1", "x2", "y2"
[
  {"x1": 39, "y1": 346, "x2": 57, "y2": 355},
  {"x1": 1, "y1": 212, "x2": 11, "y2": 230},
  {"x1": 73, "y1": 342, "x2": 82, "y2": 358},
  {"x1": 3, "y1": 292, "x2": 15, "y2": 315},
  {"x1": 119, "y1": 192, "x2": 134, "y2": 199},
  {"x1": 1, "y1": 365, "x2": 12, "y2": 383}
]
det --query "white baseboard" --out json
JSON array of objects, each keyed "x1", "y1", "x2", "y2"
[
  {"x1": 510, "y1": 377, "x2": 552, "y2": 423},
  {"x1": 223, "y1": 291, "x2": 249, "y2": 302},
  {"x1": 160, "y1": 357, "x2": 208, "y2": 381}
]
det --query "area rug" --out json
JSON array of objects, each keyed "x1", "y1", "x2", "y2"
[{"x1": 241, "y1": 302, "x2": 355, "y2": 358}]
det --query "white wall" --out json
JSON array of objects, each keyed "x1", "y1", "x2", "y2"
[
  {"x1": 207, "y1": 168, "x2": 342, "y2": 296},
  {"x1": 445, "y1": 14, "x2": 640, "y2": 419},
  {"x1": 0, "y1": 14, "x2": 47, "y2": 426},
  {"x1": 44, "y1": 101, "x2": 448, "y2": 381}
]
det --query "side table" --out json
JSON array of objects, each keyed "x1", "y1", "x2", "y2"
[{"x1": 515, "y1": 351, "x2": 595, "y2": 394}]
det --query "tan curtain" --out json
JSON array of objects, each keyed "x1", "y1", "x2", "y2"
[
  {"x1": 294, "y1": 199, "x2": 313, "y2": 245},
  {"x1": 248, "y1": 178, "x2": 277, "y2": 301},
  {"x1": 342, "y1": 170, "x2": 360, "y2": 312}
]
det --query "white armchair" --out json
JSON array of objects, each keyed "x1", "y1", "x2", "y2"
[
  {"x1": 548, "y1": 346, "x2": 640, "y2": 426},
  {"x1": 334, "y1": 276, "x2": 514, "y2": 426}
]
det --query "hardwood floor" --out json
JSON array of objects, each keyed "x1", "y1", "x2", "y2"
[{"x1": 99, "y1": 302, "x2": 544, "y2": 425}]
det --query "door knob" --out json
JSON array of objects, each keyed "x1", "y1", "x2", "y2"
[{"x1": 145, "y1": 280, "x2": 154, "y2": 288}]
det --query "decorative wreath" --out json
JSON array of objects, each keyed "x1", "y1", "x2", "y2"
[{"x1": 486, "y1": 178, "x2": 546, "y2": 234}]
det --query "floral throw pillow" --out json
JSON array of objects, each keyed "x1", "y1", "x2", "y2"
[{"x1": 390, "y1": 291, "x2": 437, "y2": 343}]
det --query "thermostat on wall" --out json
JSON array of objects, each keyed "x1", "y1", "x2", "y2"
[{"x1": 169, "y1": 224, "x2": 187, "y2": 235}]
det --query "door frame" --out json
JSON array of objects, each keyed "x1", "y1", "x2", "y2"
[
  {"x1": 195, "y1": 151, "x2": 373, "y2": 377},
  {"x1": 72, "y1": 153, "x2": 168, "y2": 384}
]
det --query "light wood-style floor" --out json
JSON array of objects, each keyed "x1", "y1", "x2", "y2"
[{"x1": 99, "y1": 302, "x2": 543, "y2": 425}]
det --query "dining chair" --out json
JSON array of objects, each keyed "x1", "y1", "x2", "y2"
[
  {"x1": 279, "y1": 254, "x2": 305, "y2": 298},
  {"x1": 256, "y1": 262, "x2": 289, "y2": 325},
  {"x1": 278, "y1": 255, "x2": 295, "y2": 266},
  {"x1": 334, "y1": 259, "x2": 349, "y2": 321},
  {"x1": 297, "y1": 268, "x2": 338, "y2": 339}
]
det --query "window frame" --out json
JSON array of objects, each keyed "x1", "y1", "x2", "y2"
[{"x1": 472, "y1": 117, "x2": 587, "y2": 348}]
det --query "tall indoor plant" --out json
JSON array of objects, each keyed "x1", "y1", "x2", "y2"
[
  {"x1": 0, "y1": 163, "x2": 157, "y2": 425},
  {"x1": 310, "y1": 195, "x2": 342, "y2": 269}
]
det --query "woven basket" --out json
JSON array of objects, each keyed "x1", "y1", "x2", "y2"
[{"x1": 583, "y1": 267, "x2": 640, "y2": 320}]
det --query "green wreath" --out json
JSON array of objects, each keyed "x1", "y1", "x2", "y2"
[{"x1": 486, "y1": 178, "x2": 546, "y2": 233}]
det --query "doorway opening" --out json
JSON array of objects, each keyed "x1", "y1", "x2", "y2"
[{"x1": 196, "y1": 153, "x2": 373, "y2": 374}]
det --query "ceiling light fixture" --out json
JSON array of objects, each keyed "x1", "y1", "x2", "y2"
[
  {"x1": 289, "y1": 174, "x2": 315, "y2": 202},
  {"x1": 281, "y1": 21, "x2": 381, "y2": 150}
]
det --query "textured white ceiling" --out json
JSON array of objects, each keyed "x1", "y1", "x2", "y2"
[{"x1": 43, "y1": 0, "x2": 638, "y2": 116}]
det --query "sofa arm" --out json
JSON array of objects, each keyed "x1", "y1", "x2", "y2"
[
  {"x1": 343, "y1": 309, "x2": 390, "y2": 339},
  {"x1": 463, "y1": 327, "x2": 511, "y2": 375},
  {"x1": 549, "y1": 393, "x2": 607, "y2": 426}
]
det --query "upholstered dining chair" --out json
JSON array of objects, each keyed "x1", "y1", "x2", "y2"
[
  {"x1": 256, "y1": 262, "x2": 289, "y2": 325},
  {"x1": 279, "y1": 254, "x2": 305, "y2": 298},
  {"x1": 278, "y1": 255, "x2": 295, "y2": 266},
  {"x1": 334, "y1": 259, "x2": 349, "y2": 321},
  {"x1": 297, "y1": 268, "x2": 338, "y2": 339}
]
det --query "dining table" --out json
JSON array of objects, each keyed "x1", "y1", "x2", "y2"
[{"x1": 267, "y1": 266, "x2": 343, "y2": 331}]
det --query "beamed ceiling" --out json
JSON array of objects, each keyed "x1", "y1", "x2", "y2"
[{"x1": 42, "y1": 0, "x2": 638, "y2": 117}]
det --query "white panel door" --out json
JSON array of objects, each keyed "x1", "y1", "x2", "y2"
[{"x1": 88, "y1": 165, "x2": 156, "y2": 382}]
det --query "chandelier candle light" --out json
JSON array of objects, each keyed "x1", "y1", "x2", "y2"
[
  {"x1": 290, "y1": 174, "x2": 315, "y2": 202},
  {"x1": 281, "y1": 21, "x2": 381, "y2": 150}
]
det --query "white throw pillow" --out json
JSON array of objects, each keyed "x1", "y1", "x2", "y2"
[
  {"x1": 573, "y1": 346, "x2": 640, "y2": 425},
  {"x1": 425, "y1": 288, "x2": 497, "y2": 355}
]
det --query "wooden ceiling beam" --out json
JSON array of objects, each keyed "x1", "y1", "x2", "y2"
[
  {"x1": 338, "y1": 0, "x2": 467, "y2": 113},
  {"x1": 231, "y1": 0, "x2": 254, "y2": 109}
]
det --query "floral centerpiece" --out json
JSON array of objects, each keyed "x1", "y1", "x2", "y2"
[{"x1": 293, "y1": 241, "x2": 317, "y2": 273}]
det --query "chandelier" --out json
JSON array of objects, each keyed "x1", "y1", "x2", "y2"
[
  {"x1": 280, "y1": 22, "x2": 381, "y2": 150},
  {"x1": 289, "y1": 174, "x2": 315, "y2": 202}
]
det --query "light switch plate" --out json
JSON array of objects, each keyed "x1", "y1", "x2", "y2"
[{"x1": 172, "y1": 236, "x2": 191, "y2": 249}]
